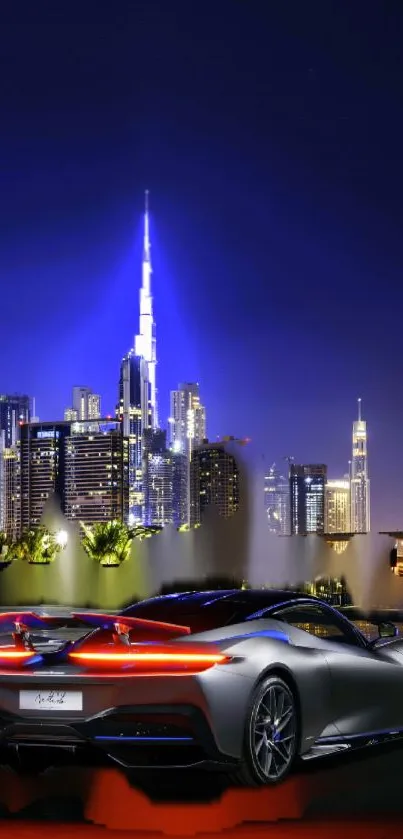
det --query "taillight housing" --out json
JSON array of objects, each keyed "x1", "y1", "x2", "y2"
[
  {"x1": 0, "y1": 646, "x2": 36, "y2": 666},
  {"x1": 68, "y1": 645, "x2": 231, "y2": 674}
]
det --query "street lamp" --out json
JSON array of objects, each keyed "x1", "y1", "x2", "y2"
[{"x1": 55, "y1": 529, "x2": 68, "y2": 549}]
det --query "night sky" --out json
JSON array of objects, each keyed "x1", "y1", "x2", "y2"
[{"x1": 1, "y1": 1, "x2": 403, "y2": 529}]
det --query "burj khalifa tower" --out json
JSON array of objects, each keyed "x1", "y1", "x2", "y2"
[
  {"x1": 117, "y1": 192, "x2": 158, "y2": 525},
  {"x1": 135, "y1": 190, "x2": 158, "y2": 430}
]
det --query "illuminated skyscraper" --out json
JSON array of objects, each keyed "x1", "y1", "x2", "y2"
[
  {"x1": 290, "y1": 464, "x2": 327, "y2": 535},
  {"x1": 325, "y1": 478, "x2": 351, "y2": 533},
  {"x1": 134, "y1": 191, "x2": 157, "y2": 429},
  {"x1": 0, "y1": 394, "x2": 32, "y2": 448},
  {"x1": 64, "y1": 387, "x2": 101, "y2": 430},
  {"x1": 20, "y1": 422, "x2": 70, "y2": 530},
  {"x1": 264, "y1": 464, "x2": 290, "y2": 535},
  {"x1": 64, "y1": 420, "x2": 128, "y2": 526},
  {"x1": 168, "y1": 383, "x2": 206, "y2": 456},
  {"x1": 116, "y1": 351, "x2": 148, "y2": 524},
  {"x1": 169, "y1": 383, "x2": 206, "y2": 525},
  {"x1": 71, "y1": 387, "x2": 101, "y2": 421},
  {"x1": 0, "y1": 433, "x2": 20, "y2": 540},
  {"x1": 190, "y1": 439, "x2": 241, "y2": 526},
  {"x1": 143, "y1": 429, "x2": 187, "y2": 527},
  {"x1": 115, "y1": 193, "x2": 158, "y2": 524},
  {"x1": 350, "y1": 398, "x2": 370, "y2": 533}
]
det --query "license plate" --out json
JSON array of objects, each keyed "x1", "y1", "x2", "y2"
[{"x1": 19, "y1": 689, "x2": 83, "y2": 711}]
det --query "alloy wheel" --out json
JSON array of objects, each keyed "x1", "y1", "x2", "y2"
[{"x1": 251, "y1": 680, "x2": 297, "y2": 781}]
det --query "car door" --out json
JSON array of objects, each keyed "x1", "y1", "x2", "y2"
[{"x1": 269, "y1": 602, "x2": 403, "y2": 738}]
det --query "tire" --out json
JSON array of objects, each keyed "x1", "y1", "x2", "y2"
[{"x1": 229, "y1": 674, "x2": 299, "y2": 787}]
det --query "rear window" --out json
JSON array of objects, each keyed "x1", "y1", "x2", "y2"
[{"x1": 123, "y1": 599, "x2": 238, "y2": 632}]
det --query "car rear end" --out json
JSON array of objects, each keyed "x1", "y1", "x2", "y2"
[{"x1": 0, "y1": 612, "x2": 245, "y2": 773}]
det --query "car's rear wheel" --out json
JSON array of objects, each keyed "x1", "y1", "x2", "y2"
[{"x1": 230, "y1": 674, "x2": 299, "y2": 786}]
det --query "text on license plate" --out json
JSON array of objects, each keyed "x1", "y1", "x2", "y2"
[{"x1": 19, "y1": 689, "x2": 83, "y2": 711}]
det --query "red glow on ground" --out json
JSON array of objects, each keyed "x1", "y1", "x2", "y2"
[{"x1": 0, "y1": 766, "x2": 397, "y2": 836}]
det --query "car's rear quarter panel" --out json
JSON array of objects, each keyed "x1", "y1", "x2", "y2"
[{"x1": 185, "y1": 621, "x2": 338, "y2": 757}]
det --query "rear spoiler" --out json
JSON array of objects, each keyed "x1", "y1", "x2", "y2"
[
  {"x1": 71, "y1": 612, "x2": 191, "y2": 642},
  {"x1": 0, "y1": 612, "x2": 53, "y2": 632},
  {"x1": 0, "y1": 610, "x2": 191, "y2": 649}
]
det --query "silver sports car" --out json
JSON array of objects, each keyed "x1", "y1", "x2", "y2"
[{"x1": 0, "y1": 588, "x2": 402, "y2": 786}]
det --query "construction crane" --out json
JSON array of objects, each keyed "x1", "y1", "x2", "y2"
[{"x1": 283, "y1": 455, "x2": 295, "y2": 475}]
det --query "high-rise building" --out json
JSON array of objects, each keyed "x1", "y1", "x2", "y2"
[
  {"x1": 0, "y1": 437, "x2": 21, "y2": 540},
  {"x1": 168, "y1": 383, "x2": 206, "y2": 456},
  {"x1": 172, "y1": 453, "x2": 188, "y2": 527},
  {"x1": 0, "y1": 432, "x2": 5, "y2": 533},
  {"x1": 64, "y1": 387, "x2": 101, "y2": 425},
  {"x1": 134, "y1": 191, "x2": 157, "y2": 430},
  {"x1": 0, "y1": 394, "x2": 32, "y2": 448},
  {"x1": 116, "y1": 193, "x2": 158, "y2": 524},
  {"x1": 64, "y1": 420, "x2": 128, "y2": 526},
  {"x1": 290, "y1": 464, "x2": 327, "y2": 535},
  {"x1": 64, "y1": 407, "x2": 78, "y2": 422},
  {"x1": 168, "y1": 383, "x2": 206, "y2": 526},
  {"x1": 190, "y1": 439, "x2": 241, "y2": 526},
  {"x1": 143, "y1": 429, "x2": 187, "y2": 527},
  {"x1": 116, "y1": 350, "x2": 149, "y2": 524},
  {"x1": 264, "y1": 464, "x2": 290, "y2": 535},
  {"x1": 20, "y1": 422, "x2": 70, "y2": 531},
  {"x1": 350, "y1": 398, "x2": 370, "y2": 533},
  {"x1": 325, "y1": 478, "x2": 351, "y2": 534}
]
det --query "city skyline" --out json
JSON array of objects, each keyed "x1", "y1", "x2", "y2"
[
  {"x1": 1, "y1": 196, "x2": 371, "y2": 533},
  {"x1": 0, "y1": 194, "x2": 374, "y2": 531},
  {"x1": 2, "y1": 7, "x2": 403, "y2": 529}
]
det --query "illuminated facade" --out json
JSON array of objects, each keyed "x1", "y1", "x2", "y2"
[
  {"x1": 134, "y1": 191, "x2": 157, "y2": 430},
  {"x1": 115, "y1": 193, "x2": 158, "y2": 524},
  {"x1": 325, "y1": 479, "x2": 350, "y2": 533},
  {"x1": 0, "y1": 394, "x2": 32, "y2": 448},
  {"x1": 64, "y1": 408, "x2": 78, "y2": 422},
  {"x1": 350, "y1": 398, "x2": 370, "y2": 533},
  {"x1": 143, "y1": 429, "x2": 187, "y2": 527},
  {"x1": 64, "y1": 420, "x2": 127, "y2": 526},
  {"x1": 64, "y1": 387, "x2": 101, "y2": 429},
  {"x1": 290, "y1": 464, "x2": 327, "y2": 535},
  {"x1": 168, "y1": 383, "x2": 206, "y2": 456},
  {"x1": 264, "y1": 464, "x2": 290, "y2": 535},
  {"x1": 72, "y1": 387, "x2": 101, "y2": 421},
  {"x1": 190, "y1": 439, "x2": 241, "y2": 526},
  {"x1": 116, "y1": 351, "x2": 149, "y2": 524},
  {"x1": 168, "y1": 383, "x2": 206, "y2": 526},
  {"x1": 0, "y1": 434, "x2": 20, "y2": 540},
  {"x1": 20, "y1": 422, "x2": 70, "y2": 531}
]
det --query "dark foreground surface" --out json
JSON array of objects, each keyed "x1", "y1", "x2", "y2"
[{"x1": 0, "y1": 741, "x2": 402, "y2": 835}]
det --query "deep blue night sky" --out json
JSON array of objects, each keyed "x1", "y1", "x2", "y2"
[{"x1": 1, "y1": 1, "x2": 403, "y2": 528}]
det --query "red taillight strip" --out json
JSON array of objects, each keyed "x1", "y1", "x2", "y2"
[
  {"x1": 0, "y1": 650, "x2": 34, "y2": 660},
  {"x1": 69, "y1": 651, "x2": 228, "y2": 664}
]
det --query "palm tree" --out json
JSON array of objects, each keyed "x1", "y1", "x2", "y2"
[
  {"x1": 13, "y1": 526, "x2": 61, "y2": 564},
  {"x1": 81, "y1": 520, "x2": 134, "y2": 566}
]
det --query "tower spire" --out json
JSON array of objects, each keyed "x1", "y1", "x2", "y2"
[
  {"x1": 135, "y1": 190, "x2": 158, "y2": 429},
  {"x1": 351, "y1": 397, "x2": 370, "y2": 534},
  {"x1": 143, "y1": 189, "x2": 151, "y2": 263}
]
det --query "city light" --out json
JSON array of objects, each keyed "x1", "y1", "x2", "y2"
[{"x1": 55, "y1": 530, "x2": 68, "y2": 549}]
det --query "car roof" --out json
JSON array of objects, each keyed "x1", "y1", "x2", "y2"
[{"x1": 123, "y1": 589, "x2": 320, "y2": 612}]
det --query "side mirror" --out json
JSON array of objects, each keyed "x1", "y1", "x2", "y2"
[
  {"x1": 369, "y1": 621, "x2": 397, "y2": 648},
  {"x1": 378, "y1": 621, "x2": 397, "y2": 639}
]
